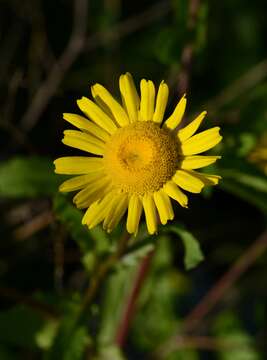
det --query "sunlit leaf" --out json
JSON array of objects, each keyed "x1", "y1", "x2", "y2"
[{"x1": 168, "y1": 225, "x2": 204, "y2": 270}]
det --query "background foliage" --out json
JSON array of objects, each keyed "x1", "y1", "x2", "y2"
[{"x1": 1, "y1": 0, "x2": 267, "y2": 359}]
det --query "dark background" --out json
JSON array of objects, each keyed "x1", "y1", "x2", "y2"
[{"x1": 1, "y1": 0, "x2": 267, "y2": 359}]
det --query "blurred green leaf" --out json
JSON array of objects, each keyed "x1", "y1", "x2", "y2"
[
  {"x1": 167, "y1": 349, "x2": 199, "y2": 360},
  {"x1": 120, "y1": 237, "x2": 155, "y2": 268},
  {"x1": 96, "y1": 345, "x2": 125, "y2": 360},
  {"x1": 168, "y1": 225, "x2": 204, "y2": 270},
  {"x1": 153, "y1": 27, "x2": 182, "y2": 65},
  {"x1": 35, "y1": 320, "x2": 58, "y2": 350},
  {"x1": 0, "y1": 157, "x2": 62, "y2": 198},
  {"x1": 213, "y1": 311, "x2": 261, "y2": 360},
  {"x1": 131, "y1": 237, "x2": 191, "y2": 352},
  {"x1": 0, "y1": 305, "x2": 44, "y2": 349},
  {"x1": 64, "y1": 326, "x2": 90, "y2": 360},
  {"x1": 98, "y1": 266, "x2": 136, "y2": 346},
  {"x1": 45, "y1": 299, "x2": 90, "y2": 360},
  {"x1": 195, "y1": 2, "x2": 208, "y2": 53}
]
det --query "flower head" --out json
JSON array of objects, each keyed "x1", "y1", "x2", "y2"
[{"x1": 54, "y1": 73, "x2": 222, "y2": 235}]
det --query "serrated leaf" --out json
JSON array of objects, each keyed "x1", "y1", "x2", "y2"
[
  {"x1": 169, "y1": 225, "x2": 204, "y2": 270},
  {"x1": 0, "y1": 157, "x2": 62, "y2": 198}
]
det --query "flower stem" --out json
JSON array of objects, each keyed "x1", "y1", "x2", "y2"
[
  {"x1": 81, "y1": 229, "x2": 131, "y2": 313},
  {"x1": 115, "y1": 249, "x2": 155, "y2": 347}
]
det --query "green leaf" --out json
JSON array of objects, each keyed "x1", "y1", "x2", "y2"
[
  {"x1": 96, "y1": 345, "x2": 125, "y2": 360},
  {"x1": 131, "y1": 236, "x2": 191, "y2": 352},
  {"x1": 213, "y1": 311, "x2": 260, "y2": 360},
  {"x1": 45, "y1": 301, "x2": 91, "y2": 360},
  {"x1": 64, "y1": 326, "x2": 90, "y2": 360},
  {"x1": 0, "y1": 156, "x2": 62, "y2": 198},
  {"x1": 168, "y1": 225, "x2": 204, "y2": 270},
  {"x1": 0, "y1": 305, "x2": 45, "y2": 349},
  {"x1": 98, "y1": 266, "x2": 137, "y2": 345},
  {"x1": 35, "y1": 320, "x2": 59, "y2": 350},
  {"x1": 119, "y1": 237, "x2": 155, "y2": 268}
]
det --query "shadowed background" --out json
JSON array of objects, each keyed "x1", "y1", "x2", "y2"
[{"x1": 1, "y1": 0, "x2": 267, "y2": 359}]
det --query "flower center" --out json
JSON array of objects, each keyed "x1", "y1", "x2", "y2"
[{"x1": 103, "y1": 121, "x2": 180, "y2": 195}]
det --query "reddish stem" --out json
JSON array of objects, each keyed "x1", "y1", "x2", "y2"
[
  {"x1": 152, "y1": 229, "x2": 267, "y2": 359},
  {"x1": 115, "y1": 249, "x2": 155, "y2": 347}
]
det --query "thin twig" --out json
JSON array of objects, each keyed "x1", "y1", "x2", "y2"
[
  {"x1": 85, "y1": 0, "x2": 171, "y2": 51},
  {"x1": 115, "y1": 249, "x2": 155, "y2": 347},
  {"x1": 206, "y1": 57, "x2": 267, "y2": 113},
  {"x1": 20, "y1": 0, "x2": 88, "y2": 131},
  {"x1": 19, "y1": 0, "x2": 170, "y2": 133},
  {"x1": 0, "y1": 287, "x2": 58, "y2": 320},
  {"x1": 177, "y1": 0, "x2": 201, "y2": 97},
  {"x1": 153, "y1": 228, "x2": 267, "y2": 359},
  {"x1": 154, "y1": 335, "x2": 253, "y2": 351},
  {"x1": 13, "y1": 210, "x2": 54, "y2": 241}
]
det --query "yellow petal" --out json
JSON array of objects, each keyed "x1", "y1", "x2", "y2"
[
  {"x1": 180, "y1": 155, "x2": 221, "y2": 170},
  {"x1": 63, "y1": 113, "x2": 110, "y2": 142},
  {"x1": 62, "y1": 130, "x2": 105, "y2": 156},
  {"x1": 63, "y1": 130, "x2": 104, "y2": 146},
  {"x1": 177, "y1": 111, "x2": 207, "y2": 142},
  {"x1": 186, "y1": 170, "x2": 221, "y2": 186},
  {"x1": 153, "y1": 81, "x2": 169, "y2": 124},
  {"x1": 59, "y1": 172, "x2": 104, "y2": 192},
  {"x1": 91, "y1": 84, "x2": 129, "y2": 127},
  {"x1": 119, "y1": 73, "x2": 140, "y2": 122},
  {"x1": 142, "y1": 193, "x2": 158, "y2": 235},
  {"x1": 139, "y1": 79, "x2": 155, "y2": 121},
  {"x1": 77, "y1": 97, "x2": 117, "y2": 134},
  {"x1": 73, "y1": 177, "x2": 110, "y2": 208},
  {"x1": 54, "y1": 156, "x2": 104, "y2": 175},
  {"x1": 153, "y1": 190, "x2": 174, "y2": 225},
  {"x1": 82, "y1": 192, "x2": 115, "y2": 228},
  {"x1": 163, "y1": 181, "x2": 188, "y2": 208},
  {"x1": 82, "y1": 200, "x2": 99, "y2": 225},
  {"x1": 181, "y1": 127, "x2": 222, "y2": 155},
  {"x1": 104, "y1": 193, "x2": 128, "y2": 233},
  {"x1": 91, "y1": 86, "x2": 115, "y2": 120},
  {"x1": 126, "y1": 194, "x2": 142, "y2": 235},
  {"x1": 173, "y1": 170, "x2": 205, "y2": 193},
  {"x1": 164, "y1": 94, "x2": 186, "y2": 130}
]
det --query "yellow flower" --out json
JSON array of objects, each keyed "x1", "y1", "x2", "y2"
[{"x1": 54, "y1": 73, "x2": 222, "y2": 235}]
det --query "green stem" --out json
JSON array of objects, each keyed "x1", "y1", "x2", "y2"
[{"x1": 81, "y1": 229, "x2": 131, "y2": 314}]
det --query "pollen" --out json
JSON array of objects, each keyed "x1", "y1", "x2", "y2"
[{"x1": 103, "y1": 121, "x2": 180, "y2": 195}]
